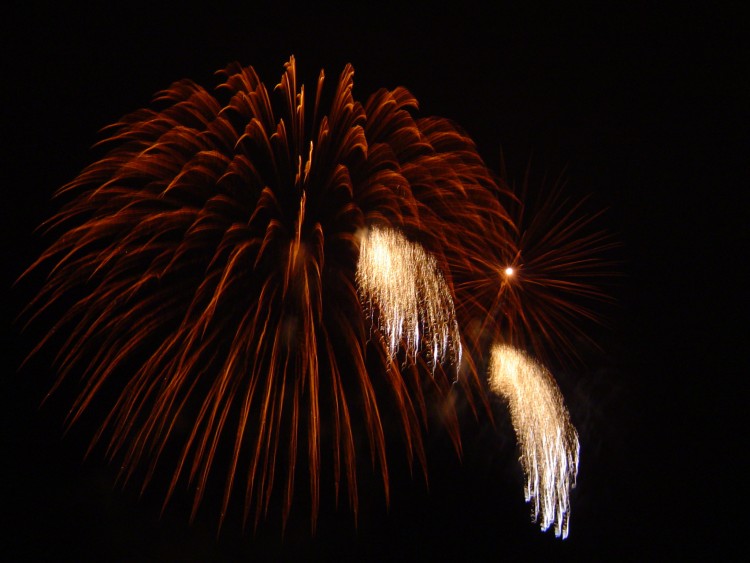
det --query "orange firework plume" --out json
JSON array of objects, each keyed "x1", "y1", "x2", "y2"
[{"x1": 20, "y1": 57, "x2": 517, "y2": 531}]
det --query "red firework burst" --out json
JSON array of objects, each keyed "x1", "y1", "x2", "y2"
[
  {"x1": 21, "y1": 57, "x2": 520, "y2": 531},
  {"x1": 457, "y1": 158, "x2": 619, "y2": 368}
]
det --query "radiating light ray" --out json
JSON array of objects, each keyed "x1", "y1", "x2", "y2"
[
  {"x1": 455, "y1": 165, "x2": 618, "y2": 369},
  {"x1": 488, "y1": 343, "x2": 579, "y2": 539},
  {"x1": 356, "y1": 226, "x2": 462, "y2": 372}
]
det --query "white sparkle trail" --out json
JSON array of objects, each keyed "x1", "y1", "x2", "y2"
[
  {"x1": 356, "y1": 226, "x2": 462, "y2": 372},
  {"x1": 488, "y1": 344, "x2": 580, "y2": 539}
]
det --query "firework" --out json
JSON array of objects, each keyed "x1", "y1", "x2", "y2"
[
  {"x1": 21, "y1": 57, "x2": 520, "y2": 531},
  {"x1": 488, "y1": 343, "x2": 580, "y2": 539},
  {"x1": 356, "y1": 225, "x2": 462, "y2": 370},
  {"x1": 456, "y1": 164, "x2": 617, "y2": 368}
]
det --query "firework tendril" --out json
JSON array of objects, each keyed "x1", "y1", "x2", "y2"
[
  {"x1": 489, "y1": 344, "x2": 580, "y2": 539},
  {"x1": 22, "y1": 56, "x2": 610, "y2": 537},
  {"x1": 356, "y1": 226, "x2": 462, "y2": 371}
]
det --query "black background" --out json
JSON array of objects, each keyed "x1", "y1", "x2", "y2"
[{"x1": 2, "y1": 2, "x2": 746, "y2": 561}]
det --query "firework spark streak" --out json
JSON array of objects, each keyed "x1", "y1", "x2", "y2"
[
  {"x1": 356, "y1": 226, "x2": 462, "y2": 371},
  {"x1": 488, "y1": 343, "x2": 580, "y2": 539}
]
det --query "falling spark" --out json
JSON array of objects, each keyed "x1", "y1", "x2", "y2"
[
  {"x1": 356, "y1": 226, "x2": 462, "y2": 371},
  {"x1": 488, "y1": 343, "x2": 580, "y2": 539}
]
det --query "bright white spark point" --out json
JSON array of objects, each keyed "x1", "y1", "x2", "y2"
[
  {"x1": 504, "y1": 267, "x2": 515, "y2": 277},
  {"x1": 488, "y1": 344, "x2": 580, "y2": 539},
  {"x1": 356, "y1": 226, "x2": 462, "y2": 371}
]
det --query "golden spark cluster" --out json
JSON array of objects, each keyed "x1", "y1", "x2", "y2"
[
  {"x1": 356, "y1": 226, "x2": 462, "y2": 371},
  {"x1": 489, "y1": 344, "x2": 580, "y2": 539}
]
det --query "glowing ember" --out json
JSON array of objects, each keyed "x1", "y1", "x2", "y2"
[
  {"x1": 356, "y1": 226, "x2": 462, "y2": 372},
  {"x1": 488, "y1": 343, "x2": 579, "y2": 539}
]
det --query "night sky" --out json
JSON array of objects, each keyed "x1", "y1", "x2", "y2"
[{"x1": 2, "y1": 4, "x2": 746, "y2": 561}]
